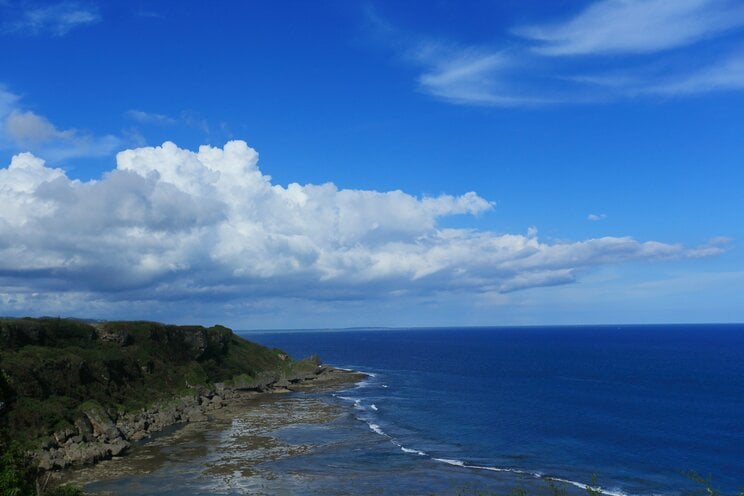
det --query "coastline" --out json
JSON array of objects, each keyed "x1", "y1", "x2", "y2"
[
  {"x1": 22, "y1": 324, "x2": 743, "y2": 495},
  {"x1": 41, "y1": 366, "x2": 366, "y2": 492}
]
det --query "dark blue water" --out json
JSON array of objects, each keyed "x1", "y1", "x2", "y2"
[{"x1": 245, "y1": 325, "x2": 744, "y2": 495}]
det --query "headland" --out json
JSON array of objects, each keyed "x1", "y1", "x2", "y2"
[{"x1": 0, "y1": 317, "x2": 365, "y2": 494}]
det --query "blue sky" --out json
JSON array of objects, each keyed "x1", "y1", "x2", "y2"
[{"x1": 0, "y1": 0, "x2": 742, "y2": 328}]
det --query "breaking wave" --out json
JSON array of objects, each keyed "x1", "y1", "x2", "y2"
[{"x1": 334, "y1": 371, "x2": 633, "y2": 496}]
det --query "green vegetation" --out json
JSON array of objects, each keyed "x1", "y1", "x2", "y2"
[
  {"x1": 0, "y1": 317, "x2": 318, "y2": 495},
  {"x1": 0, "y1": 317, "x2": 309, "y2": 443},
  {"x1": 0, "y1": 443, "x2": 36, "y2": 496}
]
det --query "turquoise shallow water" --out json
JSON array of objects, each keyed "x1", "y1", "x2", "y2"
[{"x1": 83, "y1": 324, "x2": 744, "y2": 495}]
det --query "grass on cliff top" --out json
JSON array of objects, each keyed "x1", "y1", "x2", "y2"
[{"x1": 0, "y1": 317, "x2": 311, "y2": 445}]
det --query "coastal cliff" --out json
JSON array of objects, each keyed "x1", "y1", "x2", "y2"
[{"x1": 0, "y1": 317, "x2": 361, "y2": 492}]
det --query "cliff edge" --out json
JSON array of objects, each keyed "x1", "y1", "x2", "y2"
[{"x1": 0, "y1": 317, "x2": 358, "y2": 479}]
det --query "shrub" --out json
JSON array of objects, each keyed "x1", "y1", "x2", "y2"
[{"x1": 0, "y1": 443, "x2": 35, "y2": 496}]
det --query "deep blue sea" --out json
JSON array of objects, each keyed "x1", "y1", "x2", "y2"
[{"x1": 243, "y1": 325, "x2": 744, "y2": 495}]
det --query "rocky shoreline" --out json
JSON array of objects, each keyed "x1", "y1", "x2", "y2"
[{"x1": 35, "y1": 365, "x2": 365, "y2": 478}]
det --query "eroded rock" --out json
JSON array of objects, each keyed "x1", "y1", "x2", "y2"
[{"x1": 34, "y1": 366, "x2": 358, "y2": 477}]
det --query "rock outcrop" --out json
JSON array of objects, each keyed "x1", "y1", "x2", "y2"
[
  {"x1": 33, "y1": 364, "x2": 340, "y2": 472},
  {"x1": 36, "y1": 387, "x2": 230, "y2": 470}
]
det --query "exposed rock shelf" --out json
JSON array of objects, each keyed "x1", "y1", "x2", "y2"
[{"x1": 36, "y1": 366, "x2": 364, "y2": 471}]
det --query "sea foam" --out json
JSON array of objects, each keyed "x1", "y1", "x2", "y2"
[
  {"x1": 433, "y1": 458, "x2": 466, "y2": 467},
  {"x1": 367, "y1": 423, "x2": 387, "y2": 436},
  {"x1": 431, "y1": 459, "x2": 630, "y2": 496}
]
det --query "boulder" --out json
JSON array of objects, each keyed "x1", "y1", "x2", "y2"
[
  {"x1": 130, "y1": 430, "x2": 149, "y2": 442},
  {"x1": 37, "y1": 448, "x2": 67, "y2": 471},
  {"x1": 183, "y1": 406, "x2": 207, "y2": 422},
  {"x1": 84, "y1": 409, "x2": 122, "y2": 441},
  {"x1": 37, "y1": 451, "x2": 53, "y2": 471},
  {"x1": 107, "y1": 438, "x2": 130, "y2": 457},
  {"x1": 63, "y1": 442, "x2": 110, "y2": 467},
  {"x1": 39, "y1": 437, "x2": 58, "y2": 450},
  {"x1": 74, "y1": 415, "x2": 94, "y2": 440},
  {"x1": 66, "y1": 435, "x2": 82, "y2": 445},
  {"x1": 53, "y1": 427, "x2": 75, "y2": 444}
]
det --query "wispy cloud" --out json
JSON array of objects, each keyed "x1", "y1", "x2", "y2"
[
  {"x1": 2, "y1": 88, "x2": 221, "y2": 163},
  {"x1": 643, "y1": 52, "x2": 744, "y2": 95},
  {"x1": 411, "y1": 43, "x2": 552, "y2": 106},
  {"x1": 126, "y1": 109, "x2": 179, "y2": 126},
  {"x1": 414, "y1": 44, "x2": 509, "y2": 105},
  {"x1": 2, "y1": 1, "x2": 100, "y2": 37},
  {"x1": 0, "y1": 86, "x2": 20, "y2": 115},
  {"x1": 136, "y1": 10, "x2": 163, "y2": 20},
  {"x1": 588, "y1": 213, "x2": 607, "y2": 221},
  {"x1": 5, "y1": 110, "x2": 75, "y2": 142},
  {"x1": 125, "y1": 108, "x2": 217, "y2": 137},
  {"x1": 375, "y1": 1, "x2": 744, "y2": 106},
  {"x1": 0, "y1": 87, "x2": 120, "y2": 160},
  {"x1": 516, "y1": 0, "x2": 744, "y2": 56}
]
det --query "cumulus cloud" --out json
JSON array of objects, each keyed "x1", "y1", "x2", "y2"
[
  {"x1": 0, "y1": 141, "x2": 724, "y2": 317},
  {"x1": 588, "y1": 213, "x2": 606, "y2": 221}
]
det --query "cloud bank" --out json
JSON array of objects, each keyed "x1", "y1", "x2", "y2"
[{"x1": 0, "y1": 141, "x2": 723, "y2": 319}]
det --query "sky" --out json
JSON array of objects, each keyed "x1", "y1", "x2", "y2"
[{"x1": 0, "y1": 0, "x2": 742, "y2": 329}]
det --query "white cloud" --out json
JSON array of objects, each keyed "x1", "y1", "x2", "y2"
[
  {"x1": 415, "y1": 44, "x2": 516, "y2": 106},
  {"x1": 588, "y1": 213, "x2": 606, "y2": 221},
  {"x1": 0, "y1": 90, "x2": 121, "y2": 160},
  {"x1": 0, "y1": 87, "x2": 19, "y2": 116},
  {"x1": 125, "y1": 110, "x2": 178, "y2": 125},
  {"x1": 125, "y1": 108, "x2": 216, "y2": 137},
  {"x1": 378, "y1": 1, "x2": 744, "y2": 106},
  {"x1": 2, "y1": 1, "x2": 100, "y2": 36},
  {"x1": 5, "y1": 110, "x2": 75, "y2": 142},
  {"x1": 516, "y1": 0, "x2": 744, "y2": 56},
  {"x1": 0, "y1": 141, "x2": 724, "y2": 318},
  {"x1": 405, "y1": 41, "x2": 560, "y2": 107},
  {"x1": 644, "y1": 52, "x2": 744, "y2": 95}
]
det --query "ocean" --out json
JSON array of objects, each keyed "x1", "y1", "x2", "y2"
[
  {"x1": 80, "y1": 324, "x2": 743, "y2": 495},
  {"x1": 245, "y1": 325, "x2": 744, "y2": 495}
]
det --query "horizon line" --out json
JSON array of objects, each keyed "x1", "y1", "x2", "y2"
[{"x1": 237, "y1": 322, "x2": 744, "y2": 333}]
